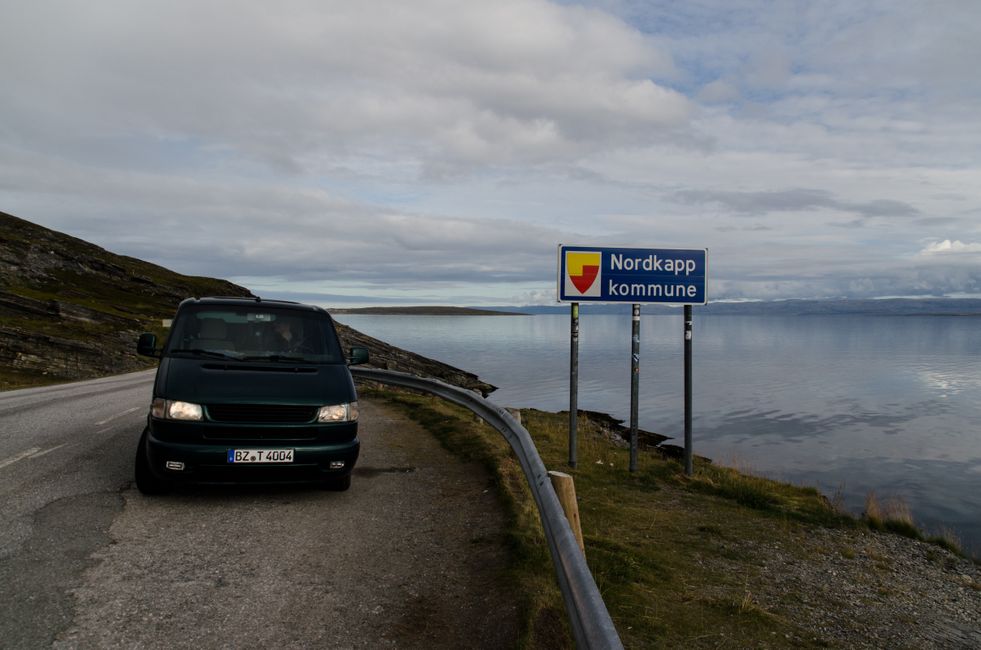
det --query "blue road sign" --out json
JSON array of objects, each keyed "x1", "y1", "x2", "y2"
[{"x1": 558, "y1": 245, "x2": 708, "y2": 304}]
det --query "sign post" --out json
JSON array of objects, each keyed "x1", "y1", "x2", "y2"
[
  {"x1": 569, "y1": 302, "x2": 579, "y2": 468},
  {"x1": 684, "y1": 304, "x2": 693, "y2": 476},
  {"x1": 629, "y1": 304, "x2": 641, "y2": 472},
  {"x1": 558, "y1": 245, "x2": 707, "y2": 472}
]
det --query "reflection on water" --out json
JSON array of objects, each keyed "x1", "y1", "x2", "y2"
[
  {"x1": 917, "y1": 367, "x2": 981, "y2": 395},
  {"x1": 339, "y1": 314, "x2": 981, "y2": 554}
]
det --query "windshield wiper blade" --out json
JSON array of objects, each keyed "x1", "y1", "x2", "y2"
[
  {"x1": 242, "y1": 354, "x2": 308, "y2": 363},
  {"x1": 170, "y1": 348, "x2": 233, "y2": 359}
]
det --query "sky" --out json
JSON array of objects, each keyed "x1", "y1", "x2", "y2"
[{"x1": 2, "y1": 0, "x2": 980, "y2": 306}]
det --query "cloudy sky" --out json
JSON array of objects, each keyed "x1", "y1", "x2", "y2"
[{"x1": 2, "y1": 0, "x2": 980, "y2": 305}]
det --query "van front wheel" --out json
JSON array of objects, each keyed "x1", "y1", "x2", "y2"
[{"x1": 323, "y1": 474, "x2": 351, "y2": 492}]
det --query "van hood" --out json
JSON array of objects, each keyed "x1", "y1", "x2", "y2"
[{"x1": 156, "y1": 357, "x2": 357, "y2": 405}]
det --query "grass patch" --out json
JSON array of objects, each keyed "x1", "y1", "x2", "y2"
[
  {"x1": 925, "y1": 529, "x2": 964, "y2": 557},
  {"x1": 518, "y1": 410, "x2": 841, "y2": 648},
  {"x1": 0, "y1": 368, "x2": 69, "y2": 391},
  {"x1": 863, "y1": 492, "x2": 967, "y2": 556},
  {"x1": 688, "y1": 464, "x2": 855, "y2": 529}
]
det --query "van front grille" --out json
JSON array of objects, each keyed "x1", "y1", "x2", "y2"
[{"x1": 206, "y1": 404, "x2": 318, "y2": 424}]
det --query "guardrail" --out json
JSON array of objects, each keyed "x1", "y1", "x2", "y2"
[{"x1": 351, "y1": 367, "x2": 624, "y2": 650}]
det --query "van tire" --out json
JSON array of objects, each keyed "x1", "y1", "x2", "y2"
[
  {"x1": 135, "y1": 428, "x2": 171, "y2": 495},
  {"x1": 323, "y1": 474, "x2": 351, "y2": 492}
]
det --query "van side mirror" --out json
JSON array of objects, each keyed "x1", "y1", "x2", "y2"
[
  {"x1": 137, "y1": 332, "x2": 159, "y2": 357},
  {"x1": 347, "y1": 347, "x2": 369, "y2": 366}
]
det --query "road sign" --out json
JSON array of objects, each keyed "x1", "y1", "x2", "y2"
[{"x1": 557, "y1": 245, "x2": 708, "y2": 304}]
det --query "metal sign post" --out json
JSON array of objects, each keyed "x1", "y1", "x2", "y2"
[
  {"x1": 629, "y1": 304, "x2": 641, "y2": 472},
  {"x1": 684, "y1": 304, "x2": 693, "y2": 476},
  {"x1": 569, "y1": 302, "x2": 580, "y2": 468}
]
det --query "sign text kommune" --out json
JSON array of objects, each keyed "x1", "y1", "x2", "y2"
[{"x1": 557, "y1": 245, "x2": 708, "y2": 304}]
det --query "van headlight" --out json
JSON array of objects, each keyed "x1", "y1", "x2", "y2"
[
  {"x1": 317, "y1": 401, "x2": 358, "y2": 422},
  {"x1": 151, "y1": 398, "x2": 204, "y2": 421}
]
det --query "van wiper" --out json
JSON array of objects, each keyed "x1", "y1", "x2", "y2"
[
  {"x1": 170, "y1": 348, "x2": 234, "y2": 359},
  {"x1": 242, "y1": 354, "x2": 308, "y2": 363}
]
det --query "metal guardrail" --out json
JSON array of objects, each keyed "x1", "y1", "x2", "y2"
[{"x1": 351, "y1": 367, "x2": 624, "y2": 650}]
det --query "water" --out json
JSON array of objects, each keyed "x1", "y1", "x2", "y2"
[{"x1": 338, "y1": 313, "x2": 981, "y2": 554}]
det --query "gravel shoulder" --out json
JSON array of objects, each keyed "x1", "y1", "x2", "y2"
[
  {"x1": 53, "y1": 398, "x2": 519, "y2": 649},
  {"x1": 700, "y1": 523, "x2": 981, "y2": 649}
]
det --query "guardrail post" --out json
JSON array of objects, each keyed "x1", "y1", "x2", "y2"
[{"x1": 549, "y1": 470, "x2": 585, "y2": 555}]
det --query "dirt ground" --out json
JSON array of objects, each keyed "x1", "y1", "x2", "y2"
[{"x1": 52, "y1": 398, "x2": 520, "y2": 649}]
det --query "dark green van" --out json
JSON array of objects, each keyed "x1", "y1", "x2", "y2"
[{"x1": 135, "y1": 297, "x2": 368, "y2": 494}]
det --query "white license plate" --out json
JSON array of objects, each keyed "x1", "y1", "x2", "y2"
[{"x1": 226, "y1": 449, "x2": 294, "y2": 464}]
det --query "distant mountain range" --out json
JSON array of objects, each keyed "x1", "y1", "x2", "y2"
[
  {"x1": 473, "y1": 299, "x2": 981, "y2": 317},
  {"x1": 322, "y1": 298, "x2": 981, "y2": 317},
  {"x1": 330, "y1": 306, "x2": 523, "y2": 316}
]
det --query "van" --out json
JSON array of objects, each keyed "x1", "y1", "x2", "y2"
[{"x1": 135, "y1": 297, "x2": 368, "y2": 494}]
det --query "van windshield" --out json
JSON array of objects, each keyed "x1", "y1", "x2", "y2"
[{"x1": 165, "y1": 306, "x2": 344, "y2": 363}]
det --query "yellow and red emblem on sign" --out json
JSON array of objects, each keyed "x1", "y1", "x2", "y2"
[{"x1": 565, "y1": 251, "x2": 602, "y2": 297}]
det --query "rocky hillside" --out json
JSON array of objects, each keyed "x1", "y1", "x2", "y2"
[
  {"x1": 0, "y1": 211, "x2": 253, "y2": 389},
  {"x1": 0, "y1": 210, "x2": 493, "y2": 394}
]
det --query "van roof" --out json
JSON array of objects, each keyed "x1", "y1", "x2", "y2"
[{"x1": 176, "y1": 296, "x2": 327, "y2": 315}]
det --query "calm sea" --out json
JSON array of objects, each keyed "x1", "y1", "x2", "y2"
[{"x1": 338, "y1": 313, "x2": 981, "y2": 554}]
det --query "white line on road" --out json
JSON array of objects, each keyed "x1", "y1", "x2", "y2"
[
  {"x1": 0, "y1": 447, "x2": 42, "y2": 470},
  {"x1": 94, "y1": 406, "x2": 141, "y2": 427},
  {"x1": 28, "y1": 443, "x2": 69, "y2": 460},
  {"x1": 0, "y1": 443, "x2": 73, "y2": 470}
]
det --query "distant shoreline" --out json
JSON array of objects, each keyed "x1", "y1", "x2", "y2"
[
  {"x1": 329, "y1": 306, "x2": 527, "y2": 316},
  {"x1": 331, "y1": 298, "x2": 981, "y2": 318}
]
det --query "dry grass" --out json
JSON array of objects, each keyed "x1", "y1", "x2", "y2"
[
  {"x1": 862, "y1": 491, "x2": 964, "y2": 554},
  {"x1": 864, "y1": 491, "x2": 914, "y2": 526},
  {"x1": 925, "y1": 526, "x2": 965, "y2": 556}
]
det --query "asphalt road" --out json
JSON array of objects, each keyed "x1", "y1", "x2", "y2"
[{"x1": 0, "y1": 372, "x2": 518, "y2": 648}]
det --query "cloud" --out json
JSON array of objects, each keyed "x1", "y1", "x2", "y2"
[
  {"x1": 715, "y1": 224, "x2": 772, "y2": 232},
  {"x1": 919, "y1": 240, "x2": 981, "y2": 255},
  {"x1": 671, "y1": 188, "x2": 919, "y2": 219},
  {"x1": 2, "y1": 1, "x2": 981, "y2": 305},
  {"x1": 697, "y1": 78, "x2": 740, "y2": 103},
  {"x1": 0, "y1": 0, "x2": 690, "y2": 174}
]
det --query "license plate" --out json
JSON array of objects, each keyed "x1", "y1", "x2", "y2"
[{"x1": 227, "y1": 449, "x2": 294, "y2": 464}]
